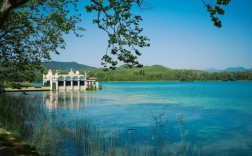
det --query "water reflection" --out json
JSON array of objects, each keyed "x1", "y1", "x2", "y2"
[{"x1": 43, "y1": 91, "x2": 89, "y2": 110}]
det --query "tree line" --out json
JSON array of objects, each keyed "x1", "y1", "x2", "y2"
[{"x1": 86, "y1": 68, "x2": 252, "y2": 82}]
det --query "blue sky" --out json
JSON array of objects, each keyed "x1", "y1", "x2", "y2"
[{"x1": 51, "y1": 0, "x2": 252, "y2": 70}]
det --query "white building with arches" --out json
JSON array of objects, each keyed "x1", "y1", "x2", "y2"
[{"x1": 43, "y1": 69, "x2": 99, "y2": 91}]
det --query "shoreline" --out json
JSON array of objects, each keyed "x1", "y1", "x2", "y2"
[
  {"x1": 100, "y1": 80, "x2": 252, "y2": 82},
  {"x1": 0, "y1": 87, "x2": 50, "y2": 92},
  {"x1": 0, "y1": 128, "x2": 39, "y2": 156}
]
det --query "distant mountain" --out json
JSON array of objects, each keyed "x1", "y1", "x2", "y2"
[
  {"x1": 224, "y1": 67, "x2": 247, "y2": 72},
  {"x1": 205, "y1": 67, "x2": 252, "y2": 72},
  {"x1": 42, "y1": 61, "x2": 96, "y2": 71}
]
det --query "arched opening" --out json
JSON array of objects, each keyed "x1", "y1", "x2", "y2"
[
  {"x1": 57, "y1": 76, "x2": 64, "y2": 86},
  {"x1": 52, "y1": 82, "x2": 56, "y2": 90},
  {"x1": 65, "y1": 76, "x2": 71, "y2": 86},
  {"x1": 72, "y1": 76, "x2": 78, "y2": 86},
  {"x1": 79, "y1": 76, "x2": 85, "y2": 86}
]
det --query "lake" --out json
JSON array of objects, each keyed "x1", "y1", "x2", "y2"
[{"x1": 30, "y1": 82, "x2": 252, "y2": 155}]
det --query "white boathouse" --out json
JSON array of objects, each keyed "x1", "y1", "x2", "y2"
[{"x1": 43, "y1": 69, "x2": 99, "y2": 91}]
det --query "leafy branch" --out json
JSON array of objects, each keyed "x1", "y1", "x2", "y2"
[
  {"x1": 202, "y1": 0, "x2": 231, "y2": 28},
  {"x1": 86, "y1": 0, "x2": 150, "y2": 70}
]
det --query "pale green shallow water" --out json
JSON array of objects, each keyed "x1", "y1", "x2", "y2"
[{"x1": 34, "y1": 82, "x2": 252, "y2": 155}]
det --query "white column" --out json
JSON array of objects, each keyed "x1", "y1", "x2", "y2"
[
  {"x1": 64, "y1": 80, "x2": 66, "y2": 91},
  {"x1": 83, "y1": 80, "x2": 86, "y2": 90},
  {"x1": 71, "y1": 80, "x2": 73, "y2": 91},
  {"x1": 96, "y1": 82, "x2": 99, "y2": 89},
  {"x1": 56, "y1": 81, "x2": 58, "y2": 91},
  {"x1": 78, "y1": 80, "x2": 80, "y2": 91},
  {"x1": 50, "y1": 79, "x2": 52, "y2": 91}
]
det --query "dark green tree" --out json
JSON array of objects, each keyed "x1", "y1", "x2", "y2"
[{"x1": 0, "y1": 0, "x2": 83, "y2": 87}]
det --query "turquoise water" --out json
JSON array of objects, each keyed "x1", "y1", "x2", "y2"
[{"x1": 36, "y1": 82, "x2": 252, "y2": 155}]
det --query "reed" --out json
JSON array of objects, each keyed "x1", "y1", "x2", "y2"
[
  {"x1": 0, "y1": 93, "x2": 44, "y2": 137},
  {"x1": 29, "y1": 111, "x2": 201, "y2": 156}
]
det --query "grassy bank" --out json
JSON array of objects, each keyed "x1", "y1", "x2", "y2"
[
  {"x1": 0, "y1": 128, "x2": 39, "y2": 156},
  {"x1": 0, "y1": 93, "x2": 43, "y2": 155}
]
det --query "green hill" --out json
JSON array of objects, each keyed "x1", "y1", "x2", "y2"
[
  {"x1": 87, "y1": 65, "x2": 206, "y2": 81},
  {"x1": 86, "y1": 65, "x2": 252, "y2": 81},
  {"x1": 42, "y1": 61, "x2": 96, "y2": 71}
]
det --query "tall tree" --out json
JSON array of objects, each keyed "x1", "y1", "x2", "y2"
[{"x1": 0, "y1": 0, "x2": 83, "y2": 87}]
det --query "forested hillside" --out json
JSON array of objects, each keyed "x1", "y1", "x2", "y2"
[{"x1": 86, "y1": 65, "x2": 252, "y2": 81}]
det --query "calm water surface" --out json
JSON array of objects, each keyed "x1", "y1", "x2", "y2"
[{"x1": 35, "y1": 82, "x2": 252, "y2": 155}]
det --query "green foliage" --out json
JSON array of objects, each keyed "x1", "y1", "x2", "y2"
[
  {"x1": 86, "y1": 85, "x2": 96, "y2": 90},
  {"x1": 0, "y1": 0, "x2": 84, "y2": 87},
  {"x1": 3, "y1": 81, "x2": 35, "y2": 89},
  {"x1": 203, "y1": 0, "x2": 231, "y2": 28},
  {"x1": 43, "y1": 81, "x2": 50, "y2": 87},
  {"x1": 2, "y1": 69, "x2": 36, "y2": 89},
  {"x1": 134, "y1": 69, "x2": 145, "y2": 75},
  {"x1": 86, "y1": 65, "x2": 252, "y2": 82},
  {"x1": 20, "y1": 82, "x2": 34, "y2": 88},
  {"x1": 86, "y1": 0, "x2": 150, "y2": 70}
]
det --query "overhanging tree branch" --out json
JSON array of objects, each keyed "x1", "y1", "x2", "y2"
[
  {"x1": 202, "y1": 0, "x2": 231, "y2": 28},
  {"x1": 0, "y1": 0, "x2": 29, "y2": 28}
]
